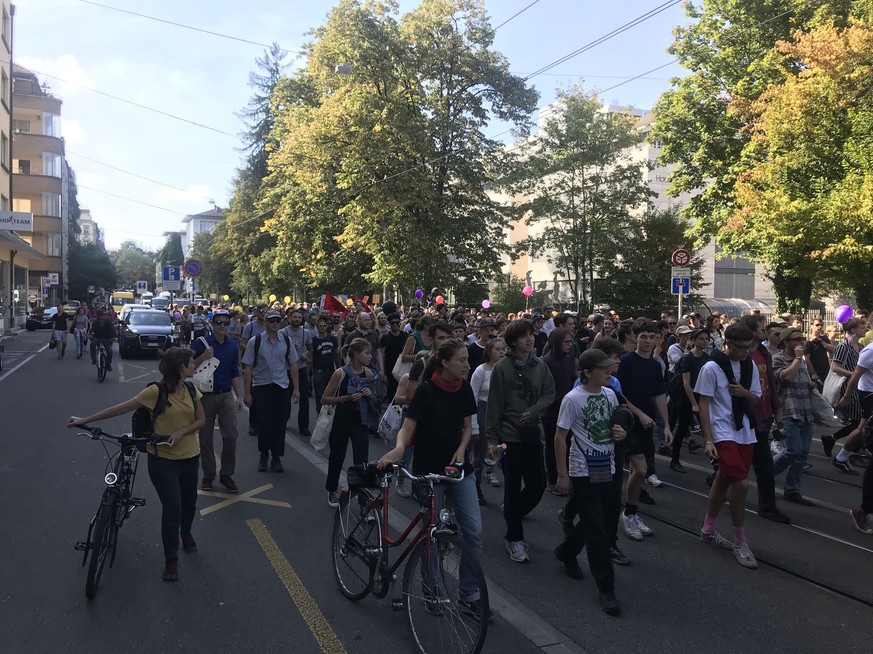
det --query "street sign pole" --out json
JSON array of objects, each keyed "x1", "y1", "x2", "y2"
[{"x1": 678, "y1": 287, "x2": 683, "y2": 319}]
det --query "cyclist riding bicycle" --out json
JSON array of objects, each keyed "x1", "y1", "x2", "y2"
[
  {"x1": 88, "y1": 310, "x2": 116, "y2": 371},
  {"x1": 191, "y1": 305, "x2": 209, "y2": 341}
]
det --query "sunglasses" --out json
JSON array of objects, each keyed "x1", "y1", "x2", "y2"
[
  {"x1": 213, "y1": 320, "x2": 230, "y2": 326},
  {"x1": 266, "y1": 317, "x2": 282, "y2": 323}
]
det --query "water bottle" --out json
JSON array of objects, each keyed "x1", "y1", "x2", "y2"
[{"x1": 484, "y1": 443, "x2": 507, "y2": 467}]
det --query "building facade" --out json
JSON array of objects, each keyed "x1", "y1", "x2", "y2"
[{"x1": 77, "y1": 208, "x2": 101, "y2": 246}]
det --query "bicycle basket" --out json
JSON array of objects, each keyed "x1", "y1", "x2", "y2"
[
  {"x1": 411, "y1": 479, "x2": 433, "y2": 507},
  {"x1": 346, "y1": 464, "x2": 381, "y2": 489}
]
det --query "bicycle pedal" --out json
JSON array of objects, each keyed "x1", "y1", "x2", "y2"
[
  {"x1": 74, "y1": 541, "x2": 88, "y2": 551},
  {"x1": 130, "y1": 497, "x2": 146, "y2": 506}
]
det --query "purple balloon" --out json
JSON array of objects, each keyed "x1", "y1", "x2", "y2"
[
  {"x1": 834, "y1": 304, "x2": 853, "y2": 323},
  {"x1": 415, "y1": 288, "x2": 424, "y2": 299}
]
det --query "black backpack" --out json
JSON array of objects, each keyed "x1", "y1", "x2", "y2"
[{"x1": 131, "y1": 381, "x2": 197, "y2": 449}]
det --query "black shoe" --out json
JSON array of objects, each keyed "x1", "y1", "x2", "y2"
[
  {"x1": 658, "y1": 445, "x2": 673, "y2": 457},
  {"x1": 219, "y1": 475, "x2": 239, "y2": 494},
  {"x1": 258, "y1": 454, "x2": 268, "y2": 472},
  {"x1": 553, "y1": 546, "x2": 584, "y2": 579},
  {"x1": 598, "y1": 590, "x2": 621, "y2": 616},
  {"x1": 200, "y1": 478, "x2": 214, "y2": 491},
  {"x1": 821, "y1": 435, "x2": 836, "y2": 458},
  {"x1": 757, "y1": 506, "x2": 791, "y2": 524},
  {"x1": 557, "y1": 508, "x2": 574, "y2": 537},
  {"x1": 638, "y1": 489, "x2": 656, "y2": 505},
  {"x1": 670, "y1": 460, "x2": 687, "y2": 473},
  {"x1": 610, "y1": 545, "x2": 631, "y2": 566},
  {"x1": 270, "y1": 457, "x2": 284, "y2": 473},
  {"x1": 299, "y1": 428, "x2": 311, "y2": 438},
  {"x1": 457, "y1": 598, "x2": 494, "y2": 622},
  {"x1": 181, "y1": 534, "x2": 197, "y2": 553},
  {"x1": 832, "y1": 458, "x2": 858, "y2": 475},
  {"x1": 784, "y1": 492, "x2": 814, "y2": 507}
]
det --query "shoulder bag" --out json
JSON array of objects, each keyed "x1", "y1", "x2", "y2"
[
  {"x1": 311, "y1": 368, "x2": 345, "y2": 451},
  {"x1": 821, "y1": 373, "x2": 845, "y2": 407},
  {"x1": 190, "y1": 336, "x2": 220, "y2": 393}
]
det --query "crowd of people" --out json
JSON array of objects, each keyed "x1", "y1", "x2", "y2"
[{"x1": 65, "y1": 296, "x2": 873, "y2": 617}]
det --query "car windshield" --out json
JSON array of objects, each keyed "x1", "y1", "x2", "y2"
[
  {"x1": 129, "y1": 312, "x2": 171, "y2": 326},
  {"x1": 32, "y1": 307, "x2": 47, "y2": 316}
]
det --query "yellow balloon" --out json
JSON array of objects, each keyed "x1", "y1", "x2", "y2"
[
  {"x1": 346, "y1": 298, "x2": 354, "y2": 306},
  {"x1": 269, "y1": 294, "x2": 277, "y2": 302},
  {"x1": 284, "y1": 296, "x2": 291, "y2": 304},
  {"x1": 222, "y1": 294, "x2": 229, "y2": 301}
]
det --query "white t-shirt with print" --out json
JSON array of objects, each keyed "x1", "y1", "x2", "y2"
[
  {"x1": 556, "y1": 386, "x2": 618, "y2": 477},
  {"x1": 694, "y1": 360, "x2": 762, "y2": 445},
  {"x1": 857, "y1": 343, "x2": 873, "y2": 393}
]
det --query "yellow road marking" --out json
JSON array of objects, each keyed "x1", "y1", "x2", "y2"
[
  {"x1": 247, "y1": 518, "x2": 348, "y2": 654},
  {"x1": 198, "y1": 483, "x2": 291, "y2": 516}
]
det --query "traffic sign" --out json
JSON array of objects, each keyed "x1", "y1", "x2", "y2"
[
  {"x1": 162, "y1": 266, "x2": 181, "y2": 282},
  {"x1": 162, "y1": 280, "x2": 182, "y2": 291},
  {"x1": 87, "y1": 285, "x2": 96, "y2": 294},
  {"x1": 41, "y1": 276, "x2": 52, "y2": 288},
  {"x1": 671, "y1": 277, "x2": 690, "y2": 295},
  {"x1": 672, "y1": 249, "x2": 691, "y2": 266},
  {"x1": 136, "y1": 280, "x2": 148, "y2": 292},
  {"x1": 671, "y1": 266, "x2": 691, "y2": 278},
  {"x1": 183, "y1": 259, "x2": 203, "y2": 277}
]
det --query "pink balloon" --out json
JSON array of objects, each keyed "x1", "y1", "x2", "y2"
[
  {"x1": 436, "y1": 295, "x2": 444, "y2": 304},
  {"x1": 522, "y1": 285, "x2": 533, "y2": 297},
  {"x1": 834, "y1": 304, "x2": 853, "y2": 323},
  {"x1": 481, "y1": 299, "x2": 490, "y2": 309}
]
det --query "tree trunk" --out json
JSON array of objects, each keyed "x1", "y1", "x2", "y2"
[{"x1": 772, "y1": 269, "x2": 812, "y2": 314}]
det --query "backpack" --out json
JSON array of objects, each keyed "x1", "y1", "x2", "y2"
[
  {"x1": 253, "y1": 332, "x2": 294, "y2": 369},
  {"x1": 131, "y1": 381, "x2": 197, "y2": 451}
]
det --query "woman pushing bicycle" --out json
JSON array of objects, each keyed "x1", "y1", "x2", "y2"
[
  {"x1": 378, "y1": 339, "x2": 492, "y2": 620},
  {"x1": 67, "y1": 347, "x2": 205, "y2": 582}
]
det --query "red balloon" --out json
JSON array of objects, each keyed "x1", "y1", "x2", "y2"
[{"x1": 436, "y1": 295, "x2": 444, "y2": 304}]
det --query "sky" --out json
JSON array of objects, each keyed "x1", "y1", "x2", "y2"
[{"x1": 14, "y1": 0, "x2": 690, "y2": 252}]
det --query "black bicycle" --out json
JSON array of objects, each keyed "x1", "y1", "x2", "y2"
[
  {"x1": 74, "y1": 425, "x2": 168, "y2": 600},
  {"x1": 95, "y1": 341, "x2": 109, "y2": 382}
]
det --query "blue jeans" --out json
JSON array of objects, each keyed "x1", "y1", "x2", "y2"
[
  {"x1": 431, "y1": 474, "x2": 484, "y2": 601},
  {"x1": 773, "y1": 417, "x2": 813, "y2": 494}
]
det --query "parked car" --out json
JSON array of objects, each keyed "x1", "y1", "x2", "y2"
[
  {"x1": 63, "y1": 300, "x2": 82, "y2": 316},
  {"x1": 26, "y1": 306, "x2": 59, "y2": 331},
  {"x1": 118, "y1": 310, "x2": 179, "y2": 359}
]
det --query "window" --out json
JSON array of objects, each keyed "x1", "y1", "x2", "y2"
[
  {"x1": 42, "y1": 153, "x2": 61, "y2": 177},
  {"x1": 14, "y1": 159, "x2": 30, "y2": 175},
  {"x1": 12, "y1": 197, "x2": 31, "y2": 212},
  {"x1": 42, "y1": 113, "x2": 60, "y2": 137},
  {"x1": 41, "y1": 192, "x2": 61, "y2": 217},
  {"x1": 12, "y1": 119, "x2": 31, "y2": 134},
  {"x1": 1, "y1": 69, "x2": 7, "y2": 106},
  {"x1": 44, "y1": 233, "x2": 62, "y2": 257},
  {"x1": 198, "y1": 220, "x2": 216, "y2": 233},
  {"x1": 1, "y1": 132, "x2": 7, "y2": 168},
  {"x1": 2, "y1": 7, "x2": 9, "y2": 49}
]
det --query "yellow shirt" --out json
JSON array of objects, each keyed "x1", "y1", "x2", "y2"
[{"x1": 134, "y1": 382, "x2": 202, "y2": 460}]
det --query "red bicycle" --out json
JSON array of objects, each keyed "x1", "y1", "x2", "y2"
[{"x1": 331, "y1": 463, "x2": 489, "y2": 654}]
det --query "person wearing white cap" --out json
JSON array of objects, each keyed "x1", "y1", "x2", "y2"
[{"x1": 242, "y1": 309, "x2": 300, "y2": 473}]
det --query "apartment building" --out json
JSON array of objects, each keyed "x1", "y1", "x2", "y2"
[
  {"x1": 10, "y1": 64, "x2": 70, "y2": 307},
  {"x1": 0, "y1": 4, "x2": 43, "y2": 332},
  {"x1": 77, "y1": 208, "x2": 102, "y2": 246},
  {"x1": 180, "y1": 206, "x2": 223, "y2": 294},
  {"x1": 504, "y1": 101, "x2": 775, "y2": 311}
]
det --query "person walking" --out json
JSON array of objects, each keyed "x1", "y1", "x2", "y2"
[
  {"x1": 67, "y1": 347, "x2": 205, "y2": 581},
  {"x1": 52, "y1": 304, "x2": 70, "y2": 359},
  {"x1": 486, "y1": 319, "x2": 555, "y2": 563},
  {"x1": 283, "y1": 308, "x2": 314, "y2": 437},
  {"x1": 542, "y1": 328, "x2": 577, "y2": 495},
  {"x1": 242, "y1": 309, "x2": 300, "y2": 473},
  {"x1": 312, "y1": 315, "x2": 340, "y2": 415},
  {"x1": 192, "y1": 309, "x2": 243, "y2": 493},
  {"x1": 470, "y1": 337, "x2": 507, "y2": 501},
  {"x1": 71, "y1": 306, "x2": 89, "y2": 359}
]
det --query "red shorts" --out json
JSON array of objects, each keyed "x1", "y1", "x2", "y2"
[{"x1": 715, "y1": 441, "x2": 753, "y2": 482}]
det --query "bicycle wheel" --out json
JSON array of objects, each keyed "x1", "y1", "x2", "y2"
[
  {"x1": 85, "y1": 489, "x2": 117, "y2": 600},
  {"x1": 97, "y1": 350, "x2": 106, "y2": 383},
  {"x1": 403, "y1": 531, "x2": 489, "y2": 654},
  {"x1": 331, "y1": 488, "x2": 381, "y2": 600}
]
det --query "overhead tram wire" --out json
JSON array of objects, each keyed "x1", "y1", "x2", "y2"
[
  {"x1": 76, "y1": 0, "x2": 291, "y2": 52},
  {"x1": 24, "y1": 68, "x2": 237, "y2": 138},
  {"x1": 76, "y1": 185, "x2": 184, "y2": 215}
]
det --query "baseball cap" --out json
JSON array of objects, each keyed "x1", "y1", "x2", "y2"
[
  {"x1": 578, "y1": 348, "x2": 616, "y2": 371},
  {"x1": 211, "y1": 309, "x2": 230, "y2": 321},
  {"x1": 265, "y1": 309, "x2": 282, "y2": 320},
  {"x1": 778, "y1": 328, "x2": 804, "y2": 346}
]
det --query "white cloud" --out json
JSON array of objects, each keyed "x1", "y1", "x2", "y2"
[
  {"x1": 166, "y1": 70, "x2": 185, "y2": 87},
  {"x1": 17, "y1": 53, "x2": 93, "y2": 91},
  {"x1": 154, "y1": 185, "x2": 213, "y2": 206},
  {"x1": 61, "y1": 118, "x2": 86, "y2": 144}
]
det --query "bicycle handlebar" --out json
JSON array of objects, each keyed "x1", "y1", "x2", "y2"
[
  {"x1": 386, "y1": 462, "x2": 465, "y2": 484},
  {"x1": 77, "y1": 424, "x2": 171, "y2": 446}
]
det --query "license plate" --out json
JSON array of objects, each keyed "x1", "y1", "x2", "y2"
[{"x1": 143, "y1": 342, "x2": 160, "y2": 347}]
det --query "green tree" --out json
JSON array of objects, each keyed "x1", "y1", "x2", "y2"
[
  {"x1": 262, "y1": 0, "x2": 538, "y2": 293},
  {"x1": 596, "y1": 207, "x2": 705, "y2": 316},
  {"x1": 111, "y1": 240, "x2": 156, "y2": 290},
  {"x1": 650, "y1": 0, "x2": 860, "y2": 312},
  {"x1": 159, "y1": 232, "x2": 184, "y2": 268},
  {"x1": 189, "y1": 230, "x2": 235, "y2": 297},
  {"x1": 502, "y1": 89, "x2": 653, "y2": 314},
  {"x1": 67, "y1": 241, "x2": 117, "y2": 300},
  {"x1": 490, "y1": 274, "x2": 549, "y2": 315}
]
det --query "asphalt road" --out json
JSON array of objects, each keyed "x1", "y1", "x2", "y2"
[{"x1": 2, "y1": 329, "x2": 872, "y2": 654}]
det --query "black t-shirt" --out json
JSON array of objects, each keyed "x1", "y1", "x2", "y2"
[
  {"x1": 380, "y1": 331, "x2": 408, "y2": 375},
  {"x1": 678, "y1": 351, "x2": 711, "y2": 389},
  {"x1": 616, "y1": 351, "x2": 667, "y2": 420},
  {"x1": 52, "y1": 313, "x2": 68, "y2": 330},
  {"x1": 534, "y1": 332, "x2": 548, "y2": 357},
  {"x1": 312, "y1": 334, "x2": 338, "y2": 373},
  {"x1": 467, "y1": 341, "x2": 486, "y2": 378},
  {"x1": 406, "y1": 379, "x2": 477, "y2": 475},
  {"x1": 90, "y1": 320, "x2": 115, "y2": 339},
  {"x1": 804, "y1": 335, "x2": 831, "y2": 380}
]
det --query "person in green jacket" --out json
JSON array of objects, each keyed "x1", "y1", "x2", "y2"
[{"x1": 487, "y1": 319, "x2": 556, "y2": 563}]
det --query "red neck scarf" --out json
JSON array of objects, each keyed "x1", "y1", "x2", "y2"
[{"x1": 430, "y1": 368, "x2": 462, "y2": 393}]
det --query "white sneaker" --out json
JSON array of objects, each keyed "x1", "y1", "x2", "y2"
[
  {"x1": 506, "y1": 540, "x2": 530, "y2": 563},
  {"x1": 633, "y1": 514, "x2": 654, "y2": 537},
  {"x1": 646, "y1": 474, "x2": 663, "y2": 487},
  {"x1": 622, "y1": 511, "x2": 642, "y2": 541},
  {"x1": 734, "y1": 542, "x2": 758, "y2": 569}
]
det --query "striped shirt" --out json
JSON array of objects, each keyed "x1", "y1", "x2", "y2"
[{"x1": 832, "y1": 339, "x2": 861, "y2": 422}]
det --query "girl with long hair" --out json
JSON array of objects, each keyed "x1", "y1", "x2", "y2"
[{"x1": 470, "y1": 337, "x2": 507, "y2": 501}]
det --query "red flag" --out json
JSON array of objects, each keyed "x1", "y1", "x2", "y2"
[
  {"x1": 353, "y1": 294, "x2": 372, "y2": 312},
  {"x1": 323, "y1": 291, "x2": 348, "y2": 317}
]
